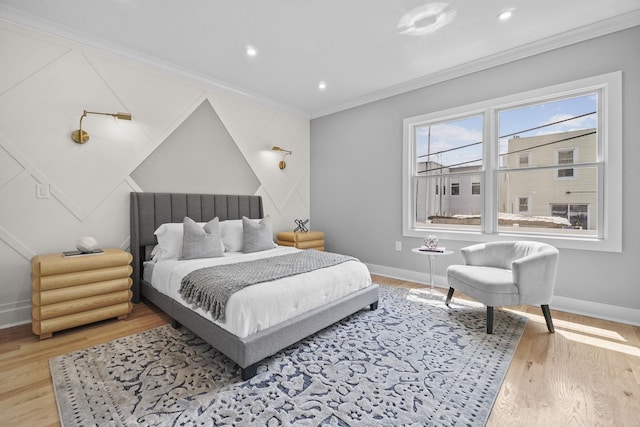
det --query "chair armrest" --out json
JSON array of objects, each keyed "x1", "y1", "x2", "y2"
[{"x1": 511, "y1": 250, "x2": 559, "y2": 305}]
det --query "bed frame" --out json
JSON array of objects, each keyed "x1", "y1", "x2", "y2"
[{"x1": 130, "y1": 192, "x2": 379, "y2": 380}]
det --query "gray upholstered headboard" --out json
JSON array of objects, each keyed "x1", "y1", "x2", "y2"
[{"x1": 130, "y1": 192, "x2": 264, "y2": 303}]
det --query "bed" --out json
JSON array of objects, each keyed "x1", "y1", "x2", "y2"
[{"x1": 130, "y1": 192, "x2": 379, "y2": 380}]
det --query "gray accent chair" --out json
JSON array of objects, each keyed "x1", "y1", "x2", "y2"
[{"x1": 446, "y1": 241, "x2": 559, "y2": 334}]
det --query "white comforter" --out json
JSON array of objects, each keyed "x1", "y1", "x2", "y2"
[{"x1": 149, "y1": 246, "x2": 372, "y2": 338}]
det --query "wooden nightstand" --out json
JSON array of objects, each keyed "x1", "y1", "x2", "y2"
[
  {"x1": 31, "y1": 248, "x2": 133, "y2": 339},
  {"x1": 277, "y1": 231, "x2": 325, "y2": 251}
]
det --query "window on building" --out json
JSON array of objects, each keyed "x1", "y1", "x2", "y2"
[
  {"x1": 403, "y1": 72, "x2": 622, "y2": 252},
  {"x1": 551, "y1": 204, "x2": 589, "y2": 229},
  {"x1": 518, "y1": 197, "x2": 529, "y2": 214},
  {"x1": 556, "y1": 148, "x2": 575, "y2": 178}
]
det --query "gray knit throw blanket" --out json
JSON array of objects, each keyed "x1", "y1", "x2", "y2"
[{"x1": 179, "y1": 250, "x2": 357, "y2": 321}]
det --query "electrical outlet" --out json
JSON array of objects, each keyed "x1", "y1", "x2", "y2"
[
  {"x1": 36, "y1": 183, "x2": 50, "y2": 199},
  {"x1": 395, "y1": 241, "x2": 402, "y2": 251}
]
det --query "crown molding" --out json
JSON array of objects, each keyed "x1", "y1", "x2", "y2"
[{"x1": 310, "y1": 10, "x2": 640, "y2": 119}]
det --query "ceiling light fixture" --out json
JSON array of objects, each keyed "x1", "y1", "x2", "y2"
[
  {"x1": 71, "y1": 110, "x2": 132, "y2": 144},
  {"x1": 272, "y1": 146, "x2": 292, "y2": 169},
  {"x1": 318, "y1": 81, "x2": 327, "y2": 90},
  {"x1": 245, "y1": 45, "x2": 257, "y2": 57},
  {"x1": 498, "y1": 9, "x2": 515, "y2": 21},
  {"x1": 398, "y1": 3, "x2": 457, "y2": 36}
]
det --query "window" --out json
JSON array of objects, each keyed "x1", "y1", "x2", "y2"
[
  {"x1": 518, "y1": 153, "x2": 530, "y2": 168},
  {"x1": 403, "y1": 72, "x2": 622, "y2": 252},
  {"x1": 551, "y1": 204, "x2": 589, "y2": 229},
  {"x1": 410, "y1": 115, "x2": 483, "y2": 229},
  {"x1": 517, "y1": 197, "x2": 529, "y2": 214},
  {"x1": 556, "y1": 148, "x2": 575, "y2": 178}
]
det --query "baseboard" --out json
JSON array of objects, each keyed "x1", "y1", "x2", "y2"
[
  {"x1": 0, "y1": 298, "x2": 32, "y2": 330},
  {"x1": 366, "y1": 263, "x2": 640, "y2": 327}
]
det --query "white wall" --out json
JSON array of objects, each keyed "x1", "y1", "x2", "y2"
[
  {"x1": 311, "y1": 26, "x2": 640, "y2": 325},
  {"x1": 0, "y1": 19, "x2": 310, "y2": 328}
]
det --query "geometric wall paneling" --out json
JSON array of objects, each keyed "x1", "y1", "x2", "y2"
[
  {"x1": 0, "y1": 132, "x2": 83, "y2": 220},
  {"x1": 0, "y1": 19, "x2": 310, "y2": 329},
  {"x1": 0, "y1": 22, "x2": 70, "y2": 95},
  {"x1": 0, "y1": 142, "x2": 25, "y2": 190},
  {"x1": 258, "y1": 112, "x2": 310, "y2": 212},
  {"x1": 86, "y1": 51, "x2": 206, "y2": 144},
  {"x1": 257, "y1": 185, "x2": 310, "y2": 235},
  {"x1": 0, "y1": 50, "x2": 141, "y2": 218},
  {"x1": 0, "y1": 241, "x2": 32, "y2": 328},
  {"x1": 74, "y1": 180, "x2": 136, "y2": 251},
  {"x1": 207, "y1": 90, "x2": 310, "y2": 212},
  {"x1": 130, "y1": 99, "x2": 261, "y2": 195},
  {"x1": 0, "y1": 175, "x2": 86, "y2": 256}
]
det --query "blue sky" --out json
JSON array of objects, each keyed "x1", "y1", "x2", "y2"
[{"x1": 416, "y1": 93, "x2": 597, "y2": 169}]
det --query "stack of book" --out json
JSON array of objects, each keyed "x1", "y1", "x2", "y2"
[
  {"x1": 277, "y1": 231, "x2": 325, "y2": 251},
  {"x1": 418, "y1": 246, "x2": 446, "y2": 253}
]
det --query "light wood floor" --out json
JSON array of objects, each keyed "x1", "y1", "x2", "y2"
[{"x1": 1, "y1": 276, "x2": 638, "y2": 426}]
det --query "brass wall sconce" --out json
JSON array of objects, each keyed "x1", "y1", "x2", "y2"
[
  {"x1": 272, "y1": 146, "x2": 292, "y2": 169},
  {"x1": 71, "y1": 110, "x2": 132, "y2": 144}
]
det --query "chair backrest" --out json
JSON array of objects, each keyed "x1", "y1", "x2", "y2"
[{"x1": 462, "y1": 241, "x2": 556, "y2": 270}]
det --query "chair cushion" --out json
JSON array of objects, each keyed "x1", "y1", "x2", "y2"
[{"x1": 447, "y1": 265, "x2": 517, "y2": 295}]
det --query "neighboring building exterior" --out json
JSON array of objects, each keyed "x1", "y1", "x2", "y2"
[{"x1": 416, "y1": 129, "x2": 597, "y2": 230}]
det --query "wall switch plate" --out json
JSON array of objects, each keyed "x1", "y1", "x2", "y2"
[
  {"x1": 36, "y1": 183, "x2": 50, "y2": 199},
  {"x1": 395, "y1": 241, "x2": 402, "y2": 251}
]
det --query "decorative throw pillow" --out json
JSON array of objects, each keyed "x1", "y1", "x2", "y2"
[
  {"x1": 181, "y1": 217, "x2": 224, "y2": 259},
  {"x1": 242, "y1": 215, "x2": 277, "y2": 253}
]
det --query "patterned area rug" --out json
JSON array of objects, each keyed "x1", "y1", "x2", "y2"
[{"x1": 50, "y1": 286, "x2": 525, "y2": 426}]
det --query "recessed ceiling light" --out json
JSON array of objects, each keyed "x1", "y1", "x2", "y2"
[
  {"x1": 318, "y1": 81, "x2": 327, "y2": 90},
  {"x1": 498, "y1": 9, "x2": 515, "y2": 21},
  {"x1": 245, "y1": 45, "x2": 257, "y2": 57}
]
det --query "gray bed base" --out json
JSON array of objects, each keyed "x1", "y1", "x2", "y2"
[{"x1": 130, "y1": 192, "x2": 379, "y2": 380}]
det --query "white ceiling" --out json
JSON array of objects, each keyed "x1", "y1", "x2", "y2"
[{"x1": 1, "y1": 0, "x2": 639, "y2": 118}]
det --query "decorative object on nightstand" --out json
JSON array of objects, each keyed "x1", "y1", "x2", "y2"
[
  {"x1": 31, "y1": 247, "x2": 133, "y2": 339},
  {"x1": 75, "y1": 236, "x2": 99, "y2": 253},
  {"x1": 277, "y1": 231, "x2": 325, "y2": 251},
  {"x1": 294, "y1": 218, "x2": 309, "y2": 233}
]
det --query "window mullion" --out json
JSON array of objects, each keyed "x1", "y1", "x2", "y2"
[{"x1": 484, "y1": 108, "x2": 497, "y2": 234}]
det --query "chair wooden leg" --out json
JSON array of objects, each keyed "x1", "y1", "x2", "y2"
[
  {"x1": 486, "y1": 306, "x2": 494, "y2": 334},
  {"x1": 541, "y1": 304, "x2": 555, "y2": 333},
  {"x1": 445, "y1": 287, "x2": 455, "y2": 306}
]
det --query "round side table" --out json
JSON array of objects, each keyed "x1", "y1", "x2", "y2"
[{"x1": 411, "y1": 248, "x2": 454, "y2": 294}]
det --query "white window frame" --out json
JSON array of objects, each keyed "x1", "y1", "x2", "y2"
[{"x1": 402, "y1": 71, "x2": 622, "y2": 252}]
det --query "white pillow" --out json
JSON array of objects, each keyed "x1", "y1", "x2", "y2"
[
  {"x1": 152, "y1": 219, "x2": 224, "y2": 261},
  {"x1": 220, "y1": 219, "x2": 244, "y2": 252}
]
